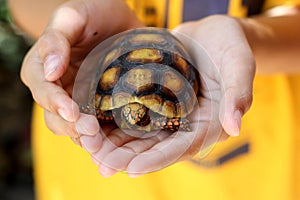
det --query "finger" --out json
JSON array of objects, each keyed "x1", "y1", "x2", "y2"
[
  {"x1": 44, "y1": 110, "x2": 102, "y2": 150},
  {"x1": 86, "y1": 124, "x2": 118, "y2": 161},
  {"x1": 186, "y1": 101, "x2": 222, "y2": 156},
  {"x1": 75, "y1": 113, "x2": 100, "y2": 136},
  {"x1": 44, "y1": 109, "x2": 78, "y2": 138},
  {"x1": 97, "y1": 164, "x2": 118, "y2": 178},
  {"x1": 91, "y1": 129, "x2": 136, "y2": 166},
  {"x1": 76, "y1": 114, "x2": 102, "y2": 153},
  {"x1": 126, "y1": 130, "x2": 198, "y2": 176},
  {"x1": 80, "y1": 133, "x2": 103, "y2": 153},
  {"x1": 34, "y1": 81, "x2": 79, "y2": 122}
]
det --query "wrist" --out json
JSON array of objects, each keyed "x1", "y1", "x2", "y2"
[{"x1": 236, "y1": 12, "x2": 300, "y2": 74}]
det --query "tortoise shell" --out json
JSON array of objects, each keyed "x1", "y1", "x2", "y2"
[{"x1": 90, "y1": 28, "x2": 200, "y2": 132}]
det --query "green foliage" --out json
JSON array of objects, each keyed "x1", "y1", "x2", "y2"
[
  {"x1": 0, "y1": 0, "x2": 30, "y2": 72},
  {"x1": 0, "y1": 0, "x2": 11, "y2": 23},
  {"x1": 0, "y1": 22, "x2": 29, "y2": 72},
  {"x1": 0, "y1": 1, "x2": 34, "y2": 192}
]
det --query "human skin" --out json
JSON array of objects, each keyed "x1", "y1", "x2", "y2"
[{"x1": 10, "y1": 0, "x2": 300, "y2": 176}]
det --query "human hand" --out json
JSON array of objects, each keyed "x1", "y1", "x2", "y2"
[
  {"x1": 173, "y1": 15, "x2": 255, "y2": 137},
  {"x1": 20, "y1": 0, "x2": 143, "y2": 146},
  {"x1": 90, "y1": 15, "x2": 255, "y2": 177}
]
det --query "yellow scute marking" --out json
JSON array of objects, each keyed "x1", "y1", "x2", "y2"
[{"x1": 127, "y1": 49, "x2": 162, "y2": 63}]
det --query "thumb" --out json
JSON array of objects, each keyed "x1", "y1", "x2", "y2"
[
  {"x1": 37, "y1": 5, "x2": 86, "y2": 81},
  {"x1": 219, "y1": 54, "x2": 255, "y2": 137},
  {"x1": 37, "y1": 31, "x2": 71, "y2": 81}
]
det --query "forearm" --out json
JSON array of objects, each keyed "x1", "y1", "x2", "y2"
[
  {"x1": 8, "y1": 0, "x2": 66, "y2": 39},
  {"x1": 8, "y1": 0, "x2": 143, "y2": 40},
  {"x1": 239, "y1": 8, "x2": 300, "y2": 74}
]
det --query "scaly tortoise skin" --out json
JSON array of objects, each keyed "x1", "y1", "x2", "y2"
[{"x1": 84, "y1": 28, "x2": 200, "y2": 132}]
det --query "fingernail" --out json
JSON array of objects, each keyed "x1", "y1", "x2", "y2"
[
  {"x1": 98, "y1": 165, "x2": 116, "y2": 178},
  {"x1": 44, "y1": 55, "x2": 61, "y2": 80},
  {"x1": 232, "y1": 110, "x2": 242, "y2": 136},
  {"x1": 58, "y1": 108, "x2": 69, "y2": 121}
]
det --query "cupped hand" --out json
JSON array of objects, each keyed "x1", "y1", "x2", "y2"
[
  {"x1": 20, "y1": 0, "x2": 143, "y2": 145},
  {"x1": 89, "y1": 15, "x2": 255, "y2": 177}
]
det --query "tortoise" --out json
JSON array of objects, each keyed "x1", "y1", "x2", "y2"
[{"x1": 82, "y1": 28, "x2": 200, "y2": 132}]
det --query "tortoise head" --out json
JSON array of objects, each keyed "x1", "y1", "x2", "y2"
[{"x1": 121, "y1": 103, "x2": 150, "y2": 127}]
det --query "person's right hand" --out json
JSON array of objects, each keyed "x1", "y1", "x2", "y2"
[{"x1": 20, "y1": 0, "x2": 143, "y2": 147}]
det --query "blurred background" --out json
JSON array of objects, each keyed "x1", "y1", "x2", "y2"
[{"x1": 0, "y1": 0, "x2": 35, "y2": 199}]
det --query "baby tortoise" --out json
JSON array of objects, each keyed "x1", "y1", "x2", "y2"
[{"x1": 82, "y1": 28, "x2": 200, "y2": 132}]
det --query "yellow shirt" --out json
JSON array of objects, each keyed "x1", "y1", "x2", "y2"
[{"x1": 32, "y1": 0, "x2": 300, "y2": 199}]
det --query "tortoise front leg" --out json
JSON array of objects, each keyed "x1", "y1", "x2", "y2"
[
  {"x1": 80, "y1": 104, "x2": 114, "y2": 123},
  {"x1": 96, "y1": 110, "x2": 114, "y2": 123}
]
